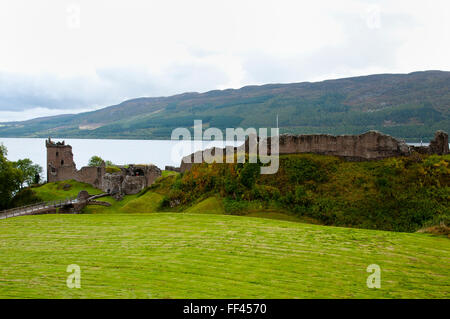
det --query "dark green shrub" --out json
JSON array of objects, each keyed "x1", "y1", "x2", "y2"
[
  {"x1": 10, "y1": 188, "x2": 41, "y2": 207},
  {"x1": 223, "y1": 198, "x2": 248, "y2": 214},
  {"x1": 239, "y1": 162, "x2": 260, "y2": 188},
  {"x1": 284, "y1": 157, "x2": 328, "y2": 184}
]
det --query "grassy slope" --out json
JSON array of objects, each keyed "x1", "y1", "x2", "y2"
[
  {"x1": 184, "y1": 197, "x2": 313, "y2": 222},
  {"x1": 32, "y1": 180, "x2": 103, "y2": 202},
  {"x1": 32, "y1": 180, "x2": 306, "y2": 220},
  {"x1": 184, "y1": 196, "x2": 225, "y2": 214},
  {"x1": 0, "y1": 213, "x2": 448, "y2": 299},
  {"x1": 30, "y1": 178, "x2": 165, "y2": 214}
]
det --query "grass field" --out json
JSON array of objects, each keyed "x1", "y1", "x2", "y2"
[{"x1": 0, "y1": 213, "x2": 448, "y2": 298}]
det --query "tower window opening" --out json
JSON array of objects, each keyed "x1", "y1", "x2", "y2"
[{"x1": 61, "y1": 160, "x2": 64, "y2": 165}]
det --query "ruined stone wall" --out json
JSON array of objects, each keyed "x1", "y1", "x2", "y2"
[
  {"x1": 101, "y1": 173, "x2": 150, "y2": 195},
  {"x1": 122, "y1": 175, "x2": 147, "y2": 194},
  {"x1": 102, "y1": 173, "x2": 124, "y2": 194},
  {"x1": 146, "y1": 170, "x2": 161, "y2": 185},
  {"x1": 413, "y1": 130, "x2": 450, "y2": 155},
  {"x1": 121, "y1": 165, "x2": 162, "y2": 194},
  {"x1": 180, "y1": 146, "x2": 228, "y2": 173},
  {"x1": 275, "y1": 131, "x2": 411, "y2": 160},
  {"x1": 74, "y1": 166, "x2": 105, "y2": 189},
  {"x1": 101, "y1": 165, "x2": 162, "y2": 195},
  {"x1": 180, "y1": 158, "x2": 193, "y2": 174},
  {"x1": 180, "y1": 131, "x2": 449, "y2": 172},
  {"x1": 429, "y1": 131, "x2": 449, "y2": 155}
]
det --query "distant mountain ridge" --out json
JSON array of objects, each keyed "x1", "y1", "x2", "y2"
[{"x1": 0, "y1": 70, "x2": 449, "y2": 141}]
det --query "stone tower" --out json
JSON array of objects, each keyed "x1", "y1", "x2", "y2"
[{"x1": 46, "y1": 138, "x2": 76, "y2": 182}]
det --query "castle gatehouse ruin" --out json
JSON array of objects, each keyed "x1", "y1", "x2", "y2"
[{"x1": 46, "y1": 138, "x2": 161, "y2": 195}]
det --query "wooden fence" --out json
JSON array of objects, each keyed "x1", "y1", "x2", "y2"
[{"x1": 0, "y1": 197, "x2": 77, "y2": 220}]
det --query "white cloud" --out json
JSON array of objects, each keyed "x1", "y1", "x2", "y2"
[
  {"x1": 0, "y1": 0, "x2": 449, "y2": 121},
  {"x1": 0, "y1": 106, "x2": 101, "y2": 122}
]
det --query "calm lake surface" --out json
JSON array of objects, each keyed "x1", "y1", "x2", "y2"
[{"x1": 0, "y1": 138, "x2": 243, "y2": 179}]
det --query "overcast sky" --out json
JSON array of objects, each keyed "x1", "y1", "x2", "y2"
[{"x1": 1, "y1": 0, "x2": 449, "y2": 121}]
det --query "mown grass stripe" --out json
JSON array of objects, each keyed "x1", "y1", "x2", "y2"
[{"x1": 0, "y1": 213, "x2": 448, "y2": 298}]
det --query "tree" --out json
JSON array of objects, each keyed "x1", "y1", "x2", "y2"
[
  {"x1": 13, "y1": 158, "x2": 43, "y2": 187},
  {"x1": 33, "y1": 173, "x2": 41, "y2": 185},
  {"x1": 0, "y1": 144, "x2": 22, "y2": 210},
  {"x1": 88, "y1": 155, "x2": 113, "y2": 167},
  {"x1": 88, "y1": 155, "x2": 104, "y2": 167}
]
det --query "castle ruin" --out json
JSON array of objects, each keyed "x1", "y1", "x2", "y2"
[
  {"x1": 46, "y1": 138, "x2": 105, "y2": 188},
  {"x1": 46, "y1": 130, "x2": 449, "y2": 187},
  {"x1": 180, "y1": 130, "x2": 449, "y2": 172},
  {"x1": 46, "y1": 138, "x2": 161, "y2": 196}
]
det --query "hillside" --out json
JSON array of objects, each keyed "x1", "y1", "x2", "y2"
[
  {"x1": 161, "y1": 153, "x2": 450, "y2": 233},
  {"x1": 30, "y1": 151, "x2": 450, "y2": 233},
  {"x1": 0, "y1": 213, "x2": 448, "y2": 298},
  {"x1": 0, "y1": 70, "x2": 449, "y2": 141}
]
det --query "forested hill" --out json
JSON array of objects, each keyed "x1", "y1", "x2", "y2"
[{"x1": 0, "y1": 70, "x2": 449, "y2": 141}]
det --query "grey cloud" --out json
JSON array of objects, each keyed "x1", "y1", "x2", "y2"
[
  {"x1": 0, "y1": 8, "x2": 422, "y2": 117},
  {"x1": 0, "y1": 63, "x2": 230, "y2": 113},
  {"x1": 0, "y1": 71, "x2": 117, "y2": 111}
]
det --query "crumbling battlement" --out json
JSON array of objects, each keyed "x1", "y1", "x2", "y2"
[
  {"x1": 46, "y1": 138, "x2": 106, "y2": 188},
  {"x1": 180, "y1": 131, "x2": 449, "y2": 172},
  {"x1": 410, "y1": 131, "x2": 449, "y2": 155},
  {"x1": 276, "y1": 131, "x2": 411, "y2": 160},
  {"x1": 46, "y1": 138, "x2": 79, "y2": 183}
]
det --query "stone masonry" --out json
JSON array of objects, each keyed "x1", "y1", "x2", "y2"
[
  {"x1": 102, "y1": 165, "x2": 161, "y2": 196},
  {"x1": 180, "y1": 130, "x2": 449, "y2": 172},
  {"x1": 276, "y1": 131, "x2": 411, "y2": 160},
  {"x1": 46, "y1": 138, "x2": 161, "y2": 196}
]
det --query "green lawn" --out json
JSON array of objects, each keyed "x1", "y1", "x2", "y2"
[{"x1": 0, "y1": 213, "x2": 448, "y2": 298}]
